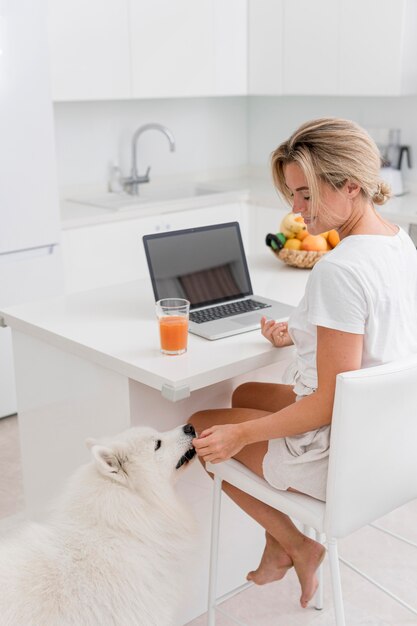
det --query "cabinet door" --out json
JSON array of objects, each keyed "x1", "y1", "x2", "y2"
[
  {"x1": 47, "y1": 0, "x2": 131, "y2": 101},
  {"x1": 283, "y1": 0, "x2": 339, "y2": 95},
  {"x1": 129, "y1": 0, "x2": 214, "y2": 98},
  {"x1": 62, "y1": 204, "x2": 244, "y2": 293},
  {"x1": 339, "y1": 0, "x2": 404, "y2": 96},
  {"x1": 213, "y1": 0, "x2": 247, "y2": 95},
  {"x1": 248, "y1": 0, "x2": 284, "y2": 95}
]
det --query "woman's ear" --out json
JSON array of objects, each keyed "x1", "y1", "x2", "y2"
[{"x1": 346, "y1": 180, "x2": 361, "y2": 199}]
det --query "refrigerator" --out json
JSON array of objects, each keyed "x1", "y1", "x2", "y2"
[{"x1": 0, "y1": 0, "x2": 63, "y2": 417}]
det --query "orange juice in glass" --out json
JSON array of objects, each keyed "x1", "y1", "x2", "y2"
[{"x1": 156, "y1": 298, "x2": 190, "y2": 355}]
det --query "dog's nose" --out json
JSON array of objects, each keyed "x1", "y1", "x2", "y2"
[{"x1": 183, "y1": 423, "x2": 195, "y2": 436}]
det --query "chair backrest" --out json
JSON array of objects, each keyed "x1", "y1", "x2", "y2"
[{"x1": 324, "y1": 354, "x2": 417, "y2": 539}]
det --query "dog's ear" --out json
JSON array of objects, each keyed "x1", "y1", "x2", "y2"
[
  {"x1": 85, "y1": 438, "x2": 97, "y2": 450},
  {"x1": 90, "y1": 445, "x2": 127, "y2": 483}
]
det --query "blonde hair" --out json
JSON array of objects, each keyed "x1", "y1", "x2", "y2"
[{"x1": 271, "y1": 118, "x2": 391, "y2": 218}]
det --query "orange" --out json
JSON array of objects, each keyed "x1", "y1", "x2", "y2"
[
  {"x1": 320, "y1": 231, "x2": 329, "y2": 240},
  {"x1": 284, "y1": 238, "x2": 302, "y2": 250},
  {"x1": 301, "y1": 234, "x2": 328, "y2": 252},
  {"x1": 296, "y1": 229, "x2": 309, "y2": 241},
  {"x1": 327, "y1": 229, "x2": 340, "y2": 248}
]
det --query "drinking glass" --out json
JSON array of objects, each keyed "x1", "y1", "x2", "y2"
[{"x1": 156, "y1": 298, "x2": 190, "y2": 355}]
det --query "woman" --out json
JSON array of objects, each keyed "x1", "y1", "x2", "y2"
[{"x1": 189, "y1": 118, "x2": 417, "y2": 608}]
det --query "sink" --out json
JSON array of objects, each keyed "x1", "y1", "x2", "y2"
[{"x1": 67, "y1": 184, "x2": 222, "y2": 210}]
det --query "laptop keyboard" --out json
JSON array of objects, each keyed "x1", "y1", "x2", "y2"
[{"x1": 189, "y1": 299, "x2": 271, "y2": 324}]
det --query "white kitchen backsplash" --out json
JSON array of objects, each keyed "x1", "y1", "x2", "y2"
[
  {"x1": 248, "y1": 95, "x2": 417, "y2": 191},
  {"x1": 53, "y1": 97, "x2": 248, "y2": 190},
  {"x1": 54, "y1": 94, "x2": 417, "y2": 193}
]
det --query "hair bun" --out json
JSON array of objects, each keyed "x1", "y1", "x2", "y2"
[{"x1": 373, "y1": 180, "x2": 392, "y2": 205}]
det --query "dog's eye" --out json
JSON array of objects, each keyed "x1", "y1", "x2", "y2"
[{"x1": 154, "y1": 439, "x2": 162, "y2": 451}]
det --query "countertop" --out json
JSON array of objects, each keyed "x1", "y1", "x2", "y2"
[
  {"x1": 0, "y1": 253, "x2": 306, "y2": 397},
  {"x1": 60, "y1": 178, "x2": 252, "y2": 230},
  {"x1": 61, "y1": 174, "x2": 417, "y2": 231}
]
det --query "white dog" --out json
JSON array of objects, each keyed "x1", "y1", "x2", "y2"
[{"x1": 0, "y1": 424, "x2": 197, "y2": 626}]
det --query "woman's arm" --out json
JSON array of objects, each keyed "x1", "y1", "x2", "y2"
[
  {"x1": 243, "y1": 326, "x2": 364, "y2": 444},
  {"x1": 193, "y1": 326, "x2": 364, "y2": 462}
]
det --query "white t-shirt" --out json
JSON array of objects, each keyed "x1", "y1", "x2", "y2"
[{"x1": 288, "y1": 227, "x2": 417, "y2": 395}]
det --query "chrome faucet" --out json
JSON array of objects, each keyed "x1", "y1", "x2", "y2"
[{"x1": 122, "y1": 123, "x2": 176, "y2": 195}]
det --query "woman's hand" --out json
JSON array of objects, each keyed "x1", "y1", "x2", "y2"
[
  {"x1": 261, "y1": 316, "x2": 293, "y2": 348},
  {"x1": 192, "y1": 423, "x2": 246, "y2": 464}
]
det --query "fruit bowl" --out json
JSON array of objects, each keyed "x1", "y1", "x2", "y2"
[
  {"x1": 265, "y1": 214, "x2": 340, "y2": 269},
  {"x1": 273, "y1": 248, "x2": 327, "y2": 269}
]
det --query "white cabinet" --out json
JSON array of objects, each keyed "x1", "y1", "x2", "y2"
[
  {"x1": 248, "y1": 0, "x2": 338, "y2": 96},
  {"x1": 339, "y1": 0, "x2": 417, "y2": 96},
  {"x1": 213, "y1": 0, "x2": 247, "y2": 96},
  {"x1": 129, "y1": 0, "x2": 214, "y2": 98},
  {"x1": 248, "y1": 0, "x2": 417, "y2": 96},
  {"x1": 283, "y1": 0, "x2": 339, "y2": 96},
  {"x1": 47, "y1": 0, "x2": 247, "y2": 101},
  {"x1": 62, "y1": 204, "x2": 246, "y2": 293},
  {"x1": 47, "y1": 0, "x2": 131, "y2": 102},
  {"x1": 128, "y1": 0, "x2": 247, "y2": 98},
  {"x1": 248, "y1": 0, "x2": 283, "y2": 95},
  {"x1": 46, "y1": 0, "x2": 417, "y2": 100}
]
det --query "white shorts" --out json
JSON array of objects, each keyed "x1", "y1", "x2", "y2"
[{"x1": 262, "y1": 384, "x2": 329, "y2": 502}]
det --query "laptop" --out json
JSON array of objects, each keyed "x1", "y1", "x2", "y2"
[{"x1": 143, "y1": 222, "x2": 294, "y2": 340}]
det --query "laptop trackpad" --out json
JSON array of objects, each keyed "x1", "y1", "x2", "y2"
[{"x1": 231, "y1": 314, "x2": 262, "y2": 327}]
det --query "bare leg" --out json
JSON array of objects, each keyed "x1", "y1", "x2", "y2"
[
  {"x1": 189, "y1": 383, "x2": 325, "y2": 608},
  {"x1": 231, "y1": 428, "x2": 325, "y2": 607}
]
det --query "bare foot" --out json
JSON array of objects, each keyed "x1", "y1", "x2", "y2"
[
  {"x1": 292, "y1": 537, "x2": 326, "y2": 608},
  {"x1": 247, "y1": 532, "x2": 293, "y2": 585}
]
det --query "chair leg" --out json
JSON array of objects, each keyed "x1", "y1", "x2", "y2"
[
  {"x1": 328, "y1": 538, "x2": 346, "y2": 626},
  {"x1": 314, "y1": 531, "x2": 324, "y2": 610},
  {"x1": 207, "y1": 475, "x2": 222, "y2": 626}
]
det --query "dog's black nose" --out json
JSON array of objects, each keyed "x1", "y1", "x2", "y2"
[{"x1": 183, "y1": 424, "x2": 195, "y2": 436}]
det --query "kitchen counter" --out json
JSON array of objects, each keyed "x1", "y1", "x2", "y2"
[
  {"x1": 60, "y1": 173, "x2": 417, "y2": 230},
  {"x1": 1, "y1": 253, "x2": 304, "y2": 399},
  {"x1": 61, "y1": 185, "x2": 250, "y2": 229}
]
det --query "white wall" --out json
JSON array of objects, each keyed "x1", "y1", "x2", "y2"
[
  {"x1": 248, "y1": 96, "x2": 417, "y2": 188},
  {"x1": 53, "y1": 94, "x2": 417, "y2": 191},
  {"x1": 53, "y1": 97, "x2": 248, "y2": 189}
]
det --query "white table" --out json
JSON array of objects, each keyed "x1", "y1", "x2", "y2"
[{"x1": 0, "y1": 252, "x2": 308, "y2": 624}]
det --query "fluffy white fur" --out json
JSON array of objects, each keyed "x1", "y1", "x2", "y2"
[{"x1": 0, "y1": 425, "x2": 197, "y2": 626}]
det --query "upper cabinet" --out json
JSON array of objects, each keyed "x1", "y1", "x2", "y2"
[
  {"x1": 283, "y1": 0, "x2": 339, "y2": 95},
  {"x1": 339, "y1": 0, "x2": 417, "y2": 96},
  {"x1": 248, "y1": 0, "x2": 417, "y2": 96},
  {"x1": 47, "y1": 0, "x2": 417, "y2": 101},
  {"x1": 47, "y1": 0, "x2": 131, "y2": 101},
  {"x1": 48, "y1": 0, "x2": 247, "y2": 102},
  {"x1": 248, "y1": 0, "x2": 284, "y2": 95},
  {"x1": 129, "y1": 0, "x2": 246, "y2": 98},
  {"x1": 212, "y1": 0, "x2": 247, "y2": 96},
  {"x1": 129, "y1": 0, "x2": 214, "y2": 98}
]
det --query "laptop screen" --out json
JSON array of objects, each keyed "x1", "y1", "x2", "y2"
[{"x1": 143, "y1": 222, "x2": 253, "y2": 310}]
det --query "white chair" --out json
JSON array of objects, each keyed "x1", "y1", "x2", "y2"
[{"x1": 206, "y1": 355, "x2": 417, "y2": 625}]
